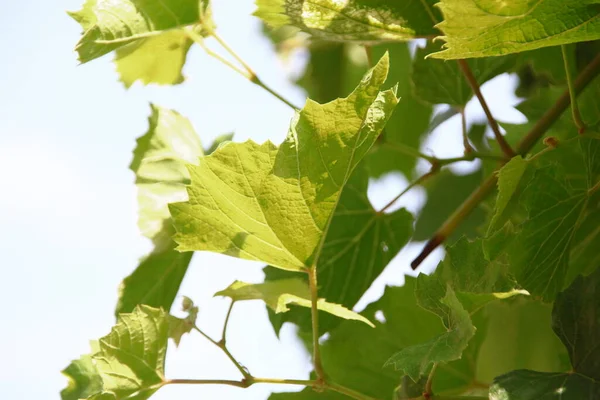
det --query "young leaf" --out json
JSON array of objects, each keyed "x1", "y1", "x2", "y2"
[
  {"x1": 93, "y1": 306, "x2": 168, "y2": 398},
  {"x1": 552, "y1": 268, "x2": 600, "y2": 379},
  {"x1": 386, "y1": 236, "x2": 523, "y2": 380},
  {"x1": 488, "y1": 156, "x2": 529, "y2": 234},
  {"x1": 412, "y1": 41, "x2": 515, "y2": 106},
  {"x1": 264, "y1": 164, "x2": 413, "y2": 335},
  {"x1": 433, "y1": 0, "x2": 600, "y2": 59},
  {"x1": 117, "y1": 105, "x2": 204, "y2": 315},
  {"x1": 490, "y1": 370, "x2": 600, "y2": 400},
  {"x1": 255, "y1": 0, "x2": 440, "y2": 43},
  {"x1": 114, "y1": 30, "x2": 194, "y2": 88},
  {"x1": 169, "y1": 54, "x2": 398, "y2": 272},
  {"x1": 385, "y1": 286, "x2": 476, "y2": 381},
  {"x1": 61, "y1": 354, "x2": 103, "y2": 400},
  {"x1": 61, "y1": 306, "x2": 169, "y2": 399},
  {"x1": 168, "y1": 296, "x2": 199, "y2": 346},
  {"x1": 215, "y1": 279, "x2": 374, "y2": 327},
  {"x1": 69, "y1": 0, "x2": 211, "y2": 63}
]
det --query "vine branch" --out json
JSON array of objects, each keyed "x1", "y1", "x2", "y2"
[
  {"x1": 457, "y1": 59, "x2": 515, "y2": 158},
  {"x1": 412, "y1": 51, "x2": 600, "y2": 269},
  {"x1": 308, "y1": 265, "x2": 326, "y2": 383}
]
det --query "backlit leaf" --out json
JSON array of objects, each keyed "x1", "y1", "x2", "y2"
[
  {"x1": 264, "y1": 164, "x2": 413, "y2": 335},
  {"x1": 488, "y1": 156, "x2": 529, "y2": 234},
  {"x1": 169, "y1": 54, "x2": 398, "y2": 271},
  {"x1": 61, "y1": 354, "x2": 103, "y2": 400},
  {"x1": 255, "y1": 0, "x2": 440, "y2": 43},
  {"x1": 69, "y1": 0, "x2": 212, "y2": 63},
  {"x1": 168, "y1": 296, "x2": 199, "y2": 346},
  {"x1": 433, "y1": 0, "x2": 600, "y2": 59},
  {"x1": 215, "y1": 279, "x2": 374, "y2": 327},
  {"x1": 115, "y1": 30, "x2": 193, "y2": 88}
]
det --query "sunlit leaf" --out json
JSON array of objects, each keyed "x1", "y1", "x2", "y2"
[
  {"x1": 169, "y1": 54, "x2": 398, "y2": 271},
  {"x1": 215, "y1": 279, "x2": 374, "y2": 327},
  {"x1": 168, "y1": 296, "x2": 199, "y2": 346},
  {"x1": 255, "y1": 0, "x2": 440, "y2": 43},
  {"x1": 488, "y1": 156, "x2": 529, "y2": 234},
  {"x1": 69, "y1": 0, "x2": 212, "y2": 63},
  {"x1": 433, "y1": 0, "x2": 600, "y2": 59},
  {"x1": 61, "y1": 354, "x2": 103, "y2": 400}
]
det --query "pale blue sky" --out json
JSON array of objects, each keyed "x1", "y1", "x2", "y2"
[{"x1": 0, "y1": 1, "x2": 524, "y2": 399}]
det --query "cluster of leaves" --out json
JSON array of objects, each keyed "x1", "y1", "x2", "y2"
[{"x1": 62, "y1": 0, "x2": 600, "y2": 399}]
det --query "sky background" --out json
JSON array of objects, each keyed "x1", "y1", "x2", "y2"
[{"x1": 0, "y1": 1, "x2": 525, "y2": 399}]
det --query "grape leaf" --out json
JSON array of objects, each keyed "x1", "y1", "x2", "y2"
[
  {"x1": 114, "y1": 30, "x2": 193, "y2": 88},
  {"x1": 215, "y1": 279, "x2": 374, "y2": 327},
  {"x1": 412, "y1": 41, "x2": 515, "y2": 106},
  {"x1": 264, "y1": 164, "x2": 413, "y2": 335},
  {"x1": 69, "y1": 0, "x2": 213, "y2": 64},
  {"x1": 61, "y1": 354, "x2": 103, "y2": 400},
  {"x1": 117, "y1": 105, "x2": 217, "y2": 315},
  {"x1": 490, "y1": 370, "x2": 600, "y2": 400},
  {"x1": 169, "y1": 54, "x2": 398, "y2": 272},
  {"x1": 255, "y1": 0, "x2": 440, "y2": 43},
  {"x1": 433, "y1": 0, "x2": 600, "y2": 59},
  {"x1": 508, "y1": 161, "x2": 595, "y2": 301},
  {"x1": 552, "y1": 268, "x2": 600, "y2": 379},
  {"x1": 386, "y1": 237, "x2": 522, "y2": 380},
  {"x1": 270, "y1": 278, "x2": 445, "y2": 400},
  {"x1": 61, "y1": 306, "x2": 169, "y2": 400},
  {"x1": 488, "y1": 156, "x2": 529, "y2": 234},
  {"x1": 168, "y1": 296, "x2": 199, "y2": 346}
]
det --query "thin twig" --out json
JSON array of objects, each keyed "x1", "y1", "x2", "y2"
[
  {"x1": 424, "y1": 363, "x2": 438, "y2": 399},
  {"x1": 460, "y1": 108, "x2": 474, "y2": 154},
  {"x1": 383, "y1": 141, "x2": 503, "y2": 166},
  {"x1": 193, "y1": 325, "x2": 250, "y2": 379},
  {"x1": 457, "y1": 59, "x2": 515, "y2": 157},
  {"x1": 364, "y1": 45, "x2": 374, "y2": 68},
  {"x1": 379, "y1": 168, "x2": 438, "y2": 214},
  {"x1": 411, "y1": 52, "x2": 600, "y2": 269},
  {"x1": 327, "y1": 381, "x2": 379, "y2": 400},
  {"x1": 561, "y1": 44, "x2": 586, "y2": 133},
  {"x1": 220, "y1": 300, "x2": 235, "y2": 345}
]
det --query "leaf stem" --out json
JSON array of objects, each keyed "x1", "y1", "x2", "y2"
[
  {"x1": 424, "y1": 363, "x2": 438, "y2": 398},
  {"x1": 589, "y1": 179, "x2": 600, "y2": 195},
  {"x1": 561, "y1": 44, "x2": 586, "y2": 133},
  {"x1": 460, "y1": 108, "x2": 474, "y2": 154},
  {"x1": 308, "y1": 266, "x2": 326, "y2": 382},
  {"x1": 457, "y1": 59, "x2": 515, "y2": 157},
  {"x1": 193, "y1": 324, "x2": 251, "y2": 379},
  {"x1": 364, "y1": 45, "x2": 374, "y2": 68},
  {"x1": 327, "y1": 381, "x2": 378, "y2": 400},
  {"x1": 186, "y1": 29, "x2": 300, "y2": 111},
  {"x1": 379, "y1": 168, "x2": 438, "y2": 213},
  {"x1": 383, "y1": 141, "x2": 503, "y2": 166},
  {"x1": 411, "y1": 51, "x2": 600, "y2": 269},
  {"x1": 220, "y1": 300, "x2": 235, "y2": 345},
  {"x1": 165, "y1": 378, "x2": 249, "y2": 388},
  {"x1": 251, "y1": 377, "x2": 316, "y2": 386}
]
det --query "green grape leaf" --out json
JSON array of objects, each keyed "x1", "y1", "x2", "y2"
[
  {"x1": 385, "y1": 286, "x2": 476, "y2": 380},
  {"x1": 114, "y1": 30, "x2": 193, "y2": 88},
  {"x1": 414, "y1": 168, "x2": 485, "y2": 241},
  {"x1": 168, "y1": 296, "x2": 199, "y2": 346},
  {"x1": 477, "y1": 298, "x2": 571, "y2": 383},
  {"x1": 69, "y1": 0, "x2": 213, "y2": 64},
  {"x1": 94, "y1": 306, "x2": 168, "y2": 398},
  {"x1": 116, "y1": 105, "x2": 208, "y2": 315},
  {"x1": 552, "y1": 268, "x2": 600, "y2": 379},
  {"x1": 366, "y1": 44, "x2": 433, "y2": 178},
  {"x1": 270, "y1": 278, "x2": 446, "y2": 400},
  {"x1": 412, "y1": 41, "x2": 515, "y2": 106},
  {"x1": 255, "y1": 0, "x2": 440, "y2": 43},
  {"x1": 61, "y1": 354, "x2": 103, "y2": 400},
  {"x1": 169, "y1": 54, "x2": 398, "y2": 271},
  {"x1": 61, "y1": 306, "x2": 169, "y2": 399},
  {"x1": 386, "y1": 237, "x2": 523, "y2": 380},
  {"x1": 508, "y1": 154, "x2": 598, "y2": 301},
  {"x1": 215, "y1": 279, "x2": 374, "y2": 327},
  {"x1": 490, "y1": 370, "x2": 600, "y2": 400},
  {"x1": 433, "y1": 0, "x2": 600, "y2": 59},
  {"x1": 488, "y1": 156, "x2": 529, "y2": 234},
  {"x1": 264, "y1": 164, "x2": 413, "y2": 335}
]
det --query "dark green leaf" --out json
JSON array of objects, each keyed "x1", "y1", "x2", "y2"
[
  {"x1": 552, "y1": 268, "x2": 600, "y2": 379},
  {"x1": 490, "y1": 370, "x2": 600, "y2": 400}
]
